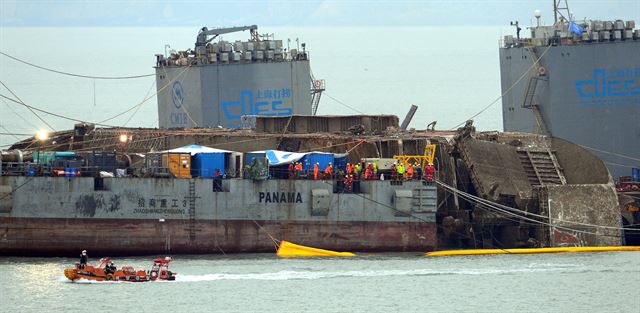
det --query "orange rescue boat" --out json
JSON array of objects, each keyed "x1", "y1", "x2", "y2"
[{"x1": 64, "y1": 256, "x2": 177, "y2": 282}]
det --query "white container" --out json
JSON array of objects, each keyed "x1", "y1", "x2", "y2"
[
  {"x1": 232, "y1": 52, "x2": 241, "y2": 62},
  {"x1": 625, "y1": 21, "x2": 635, "y2": 30},
  {"x1": 603, "y1": 21, "x2": 613, "y2": 30},
  {"x1": 592, "y1": 21, "x2": 603, "y2": 31},
  {"x1": 623, "y1": 30, "x2": 633, "y2": 40},
  {"x1": 600, "y1": 31, "x2": 610, "y2": 41},
  {"x1": 504, "y1": 35, "x2": 514, "y2": 45},
  {"x1": 614, "y1": 20, "x2": 625, "y2": 30},
  {"x1": 234, "y1": 41, "x2": 244, "y2": 52},
  {"x1": 268, "y1": 41, "x2": 276, "y2": 50},
  {"x1": 613, "y1": 30, "x2": 622, "y2": 41},
  {"x1": 220, "y1": 52, "x2": 229, "y2": 63},
  {"x1": 208, "y1": 53, "x2": 217, "y2": 63},
  {"x1": 244, "y1": 51, "x2": 252, "y2": 61},
  {"x1": 591, "y1": 31, "x2": 599, "y2": 41},
  {"x1": 267, "y1": 50, "x2": 274, "y2": 60},
  {"x1": 245, "y1": 42, "x2": 255, "y2": 51},
  {"x1": 255, "y1": 50, "x2": 264, "y2": 61},
  {"x1": 221, "y1": 42, "x2": 232, "y2": 52}
]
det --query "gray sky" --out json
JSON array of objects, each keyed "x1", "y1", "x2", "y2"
[{"x1": 1, "y1": 0, "x2": 639, "y2": 27}]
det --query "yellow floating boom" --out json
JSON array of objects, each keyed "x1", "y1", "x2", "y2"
[
  {"x1": 277, "y1": 240, "x2": 356, "y2": 258},
  {"x1": 425, "y1": 246, "x2": 640, "y2": 257}
]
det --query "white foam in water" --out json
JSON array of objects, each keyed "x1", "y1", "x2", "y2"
[
  {"x1": 60, "y1": 277, "x2": 116, "y2": 284},
  {"x1": 176, "y1": 264, "x2": 582, "y2": 283}
]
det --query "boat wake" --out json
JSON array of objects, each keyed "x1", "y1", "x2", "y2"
[{"x1": 176, "y1": 264, "x2": 587, "y2": 282}]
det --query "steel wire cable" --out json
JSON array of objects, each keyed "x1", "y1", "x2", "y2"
[
  {"x1": 97, "y1": 64, "x2": 192, "y2": 124},
  {"x1": 1, "y1": 97, "x2": 40, "y2": 129},
  {"x1": 0, "y1": 80, "x2": 57, "y2": 131},
  {"x1": 436, "y1": 181, "x2": 612, "y2": 237},
  {"x1": 0, "y1": 64, "x2": 190, "y2": 129},
  {"x1": 441, "y1": 180, "x2": 640, "y2": 232},
  {"x1": 316, "y1": 179, "x2": 512, "y2": 252},
  {"x1": 0, "y1": 51, "x2": 155, "y2": 80},
  {"x1": 158, "y1": 65, "x2": 199, "y2": 126},
  {"x1": 436, "y1": 179, "x2": 636, "y2": 234},
  {"x1": 580, "y1": 144, "x2": 640, "y2": 162},
  {"x1": 0, "y1": 94, "x2": 117, "y2": 127},
  {"x1": 323, "y1": 93, "x2": 365, "y2": 114},
  {"x1": 449, "y1": 44, "x2": 553, "y2": 130},
  {"x1": 122, "y1": 80, "x2": 156, "y2": 127},
  {"x1": 0, "y1": 126, "x2": 20, "y2": 140}
]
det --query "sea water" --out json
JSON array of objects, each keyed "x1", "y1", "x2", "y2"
[
  {"x1": 0, "y1": 252, "x2": 638, "y2": 312},
  {"x1": 1, "y1": 26, "x2": 509, "y2": 147}
]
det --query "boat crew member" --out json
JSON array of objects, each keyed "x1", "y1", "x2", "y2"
[
  {"x1": 79, "y1": 250, "x2": 88, "y2": 269},
  {"x1": 105, "y1": 262, "x2": 115, "y2": 275}
]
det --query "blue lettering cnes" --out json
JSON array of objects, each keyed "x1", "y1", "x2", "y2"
[
  {"x1": 221, "y1": 89, "x2": 293, "y2": 122},
  {"x1": 575, "y1": 68, "x2": 640, "y2": 99}
]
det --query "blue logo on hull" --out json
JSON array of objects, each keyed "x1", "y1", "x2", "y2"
[
  {"x1": 575, "y1": 68, "x2": 640, "y2": 106},
  {"x1": 221, "y1": 88, "x2": 293, "y2": 126}
]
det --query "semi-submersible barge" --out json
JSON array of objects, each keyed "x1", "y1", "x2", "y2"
[
  {"x1": 0, "y1": 18, "x2": 635, "y2": 255},
  {"x1": 0, "y1": 117, "x2": 624, "y2": 255}
]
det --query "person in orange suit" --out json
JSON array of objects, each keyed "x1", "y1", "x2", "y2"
[
  {"x1": 324, "y1": 162, "x2": 333, "y2": 179},
  {"x1": 313, "y1": 162, "x2": 319, "y2": 180}
]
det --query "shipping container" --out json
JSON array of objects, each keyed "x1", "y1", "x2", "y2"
[
  {"x1": 191, "y1": 152, "x2": 226, "y2": 177},
  {"x1": 145, "y1": 153, "x2": 191, "y2": 178},
  {"x1": 82, "y1": 151, "x2": 117, "y2": 176},
  {"x1": 334, "y1": 154, "x2": 348, "y2": 172},
  {"x1": 164, "y1": 153, "x2": 191, "y2": 178},
  {"x1": 34, "y1": 151, "x2": 77, "y2": 165},
  {"x1": 299, "y1": 153, "x2": 334, "y2": 171}
]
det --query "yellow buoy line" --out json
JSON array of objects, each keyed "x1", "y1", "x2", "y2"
[
  {"x1": 274, "y1": 241, "x2": 640, "y2": 258},
  {"x1": 425, "y1": 246, "x2": 640, "y2": 257},
  {"x1": 276, "y1": 241, "x2": 356, "y2": 257}
]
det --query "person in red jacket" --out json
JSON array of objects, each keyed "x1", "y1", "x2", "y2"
[{"x1": 424, "y1": 162, "x2": 435, "y2": 181}]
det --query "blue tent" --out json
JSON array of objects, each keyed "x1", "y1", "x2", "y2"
[{"x1": 164, "y1": 144, "x2": 233, "y2": 178}]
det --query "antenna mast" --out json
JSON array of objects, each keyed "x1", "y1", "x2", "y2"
[{"x1": 553, "y1": 0, "x2": 572, "y2": 24}]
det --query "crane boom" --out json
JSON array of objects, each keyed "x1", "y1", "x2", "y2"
[{"x1": 195, "y1": 25, "x2": 258, "y2": 47}]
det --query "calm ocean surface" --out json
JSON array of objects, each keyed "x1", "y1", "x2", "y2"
[
  {"x1": 1, "y1": 26, "x2": 509, "y2": 147},
  {"x1": 1, "y1": 252, "x2": 639, "y2": 312}
]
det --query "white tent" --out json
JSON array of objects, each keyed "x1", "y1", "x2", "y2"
[{"x1": 163, "y1": 144, "x2": 233, "y2": 155}]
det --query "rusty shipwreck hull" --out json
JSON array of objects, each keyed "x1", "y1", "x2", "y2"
[
  {"x1": 0, "y1": 218, "x2": 436, "y2": 256},
  {"x1": 0, "y1": 176, "x2": 438, "y2": 256}
]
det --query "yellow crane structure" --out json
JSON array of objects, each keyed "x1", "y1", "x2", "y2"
[{"x1": 393, "y1": 144, "x2": 436, "y2": 168}]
